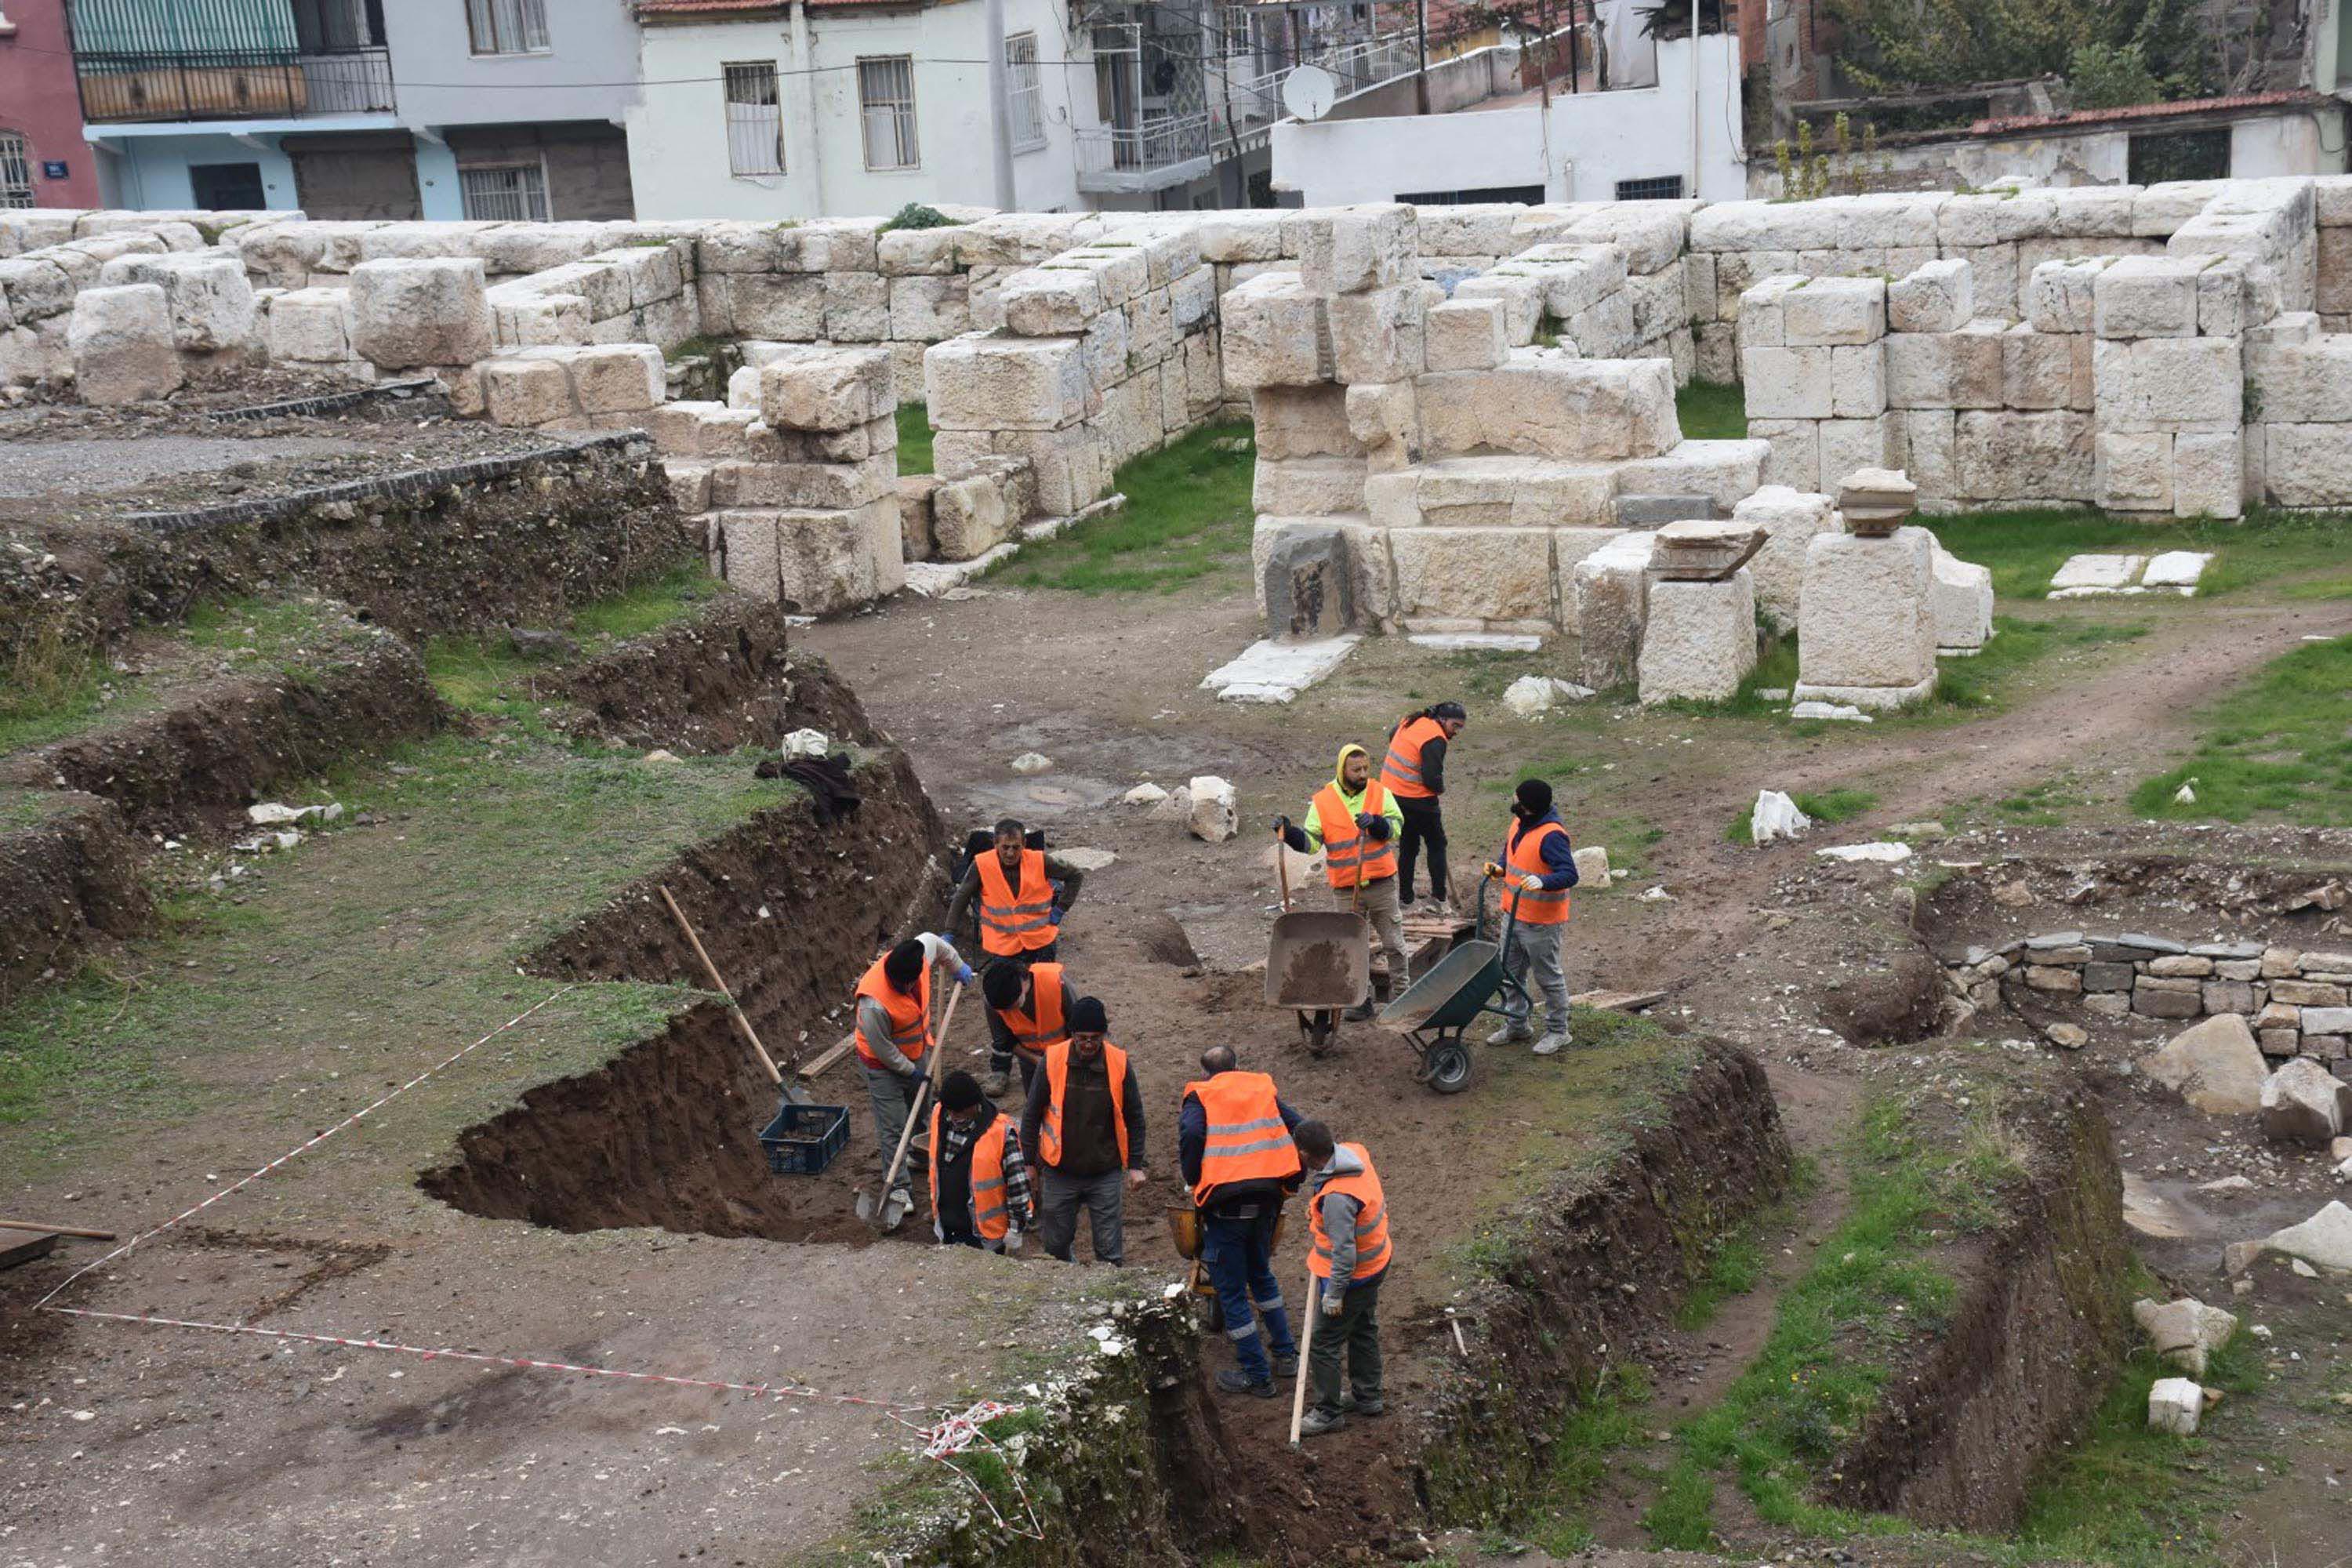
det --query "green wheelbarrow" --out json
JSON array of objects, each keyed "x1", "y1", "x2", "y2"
[{"x1": 1374, "y1": 879, "x2": 1531, "y2": 1094}]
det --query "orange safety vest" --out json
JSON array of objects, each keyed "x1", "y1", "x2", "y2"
[
  {"x1": 975, "y1": 848, "x2": 1056, "y2": 957},
  {"x1": 1503, "y1": 818, "x2": 1573, "y2": 926},
  {"x1": 1380, "y1": 716, "x2": 1447, "y2": 800},
  {"x1": 995, "y1": 961, "x2": 1068, "y2": 1055},
  {"x1": 929, "y1": 1105, "x2": 1014, "y2": 1241},
  {"x1": 1308, "y1": 1142, "x2": 1392, "y2": 1283},
  {"x1": 853, "y1": 952, "x2": 932, "y2": 1067},
  {"x1": 1182, "y1": 1071, "x2": 1301, "y2": 1207},
  {"x1": 1312, "y1": 779, "x2": 1397, "y2": 889},
  {"x1": 1036, "y1": 1039, "x2": 1131, "y2": 1171}
]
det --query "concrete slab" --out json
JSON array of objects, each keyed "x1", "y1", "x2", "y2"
[{"x1": 1200, "y1": 635, "x2": 1363, "y2": 704}]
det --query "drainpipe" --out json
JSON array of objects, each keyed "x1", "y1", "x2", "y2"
[
  {"x1": 1415, "y1": 0, "x2": 1429, "y2": 115},
  {"x1": 789, "y1": 0, "x2": 826, "y2": 217},
  {"x1": 1688, "y1": 26, "x2": 1704, "y2": 198},
  {"x1": 983, "y1": 0, "x2": 1017, "y2": 209}
]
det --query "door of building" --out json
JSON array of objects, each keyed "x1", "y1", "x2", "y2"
[
  {"x1": 282, "y1": 132, "x2": 421, "y2": 220},
  {"x1": 190, "y1": 162, "x2": 267, "y2": 210}
]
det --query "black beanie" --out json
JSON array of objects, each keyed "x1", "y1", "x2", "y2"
[
  {"x1": 982, "y1": 960, "x2": 1025, "y2": 1009},
  {"x1": 1069, "y1": 995, "x2": 1108, "y2": 1033},
  {"x1": 1514, "y1": 778, "x2": 1554, "y2": 817},
  {"x1": 939, "y1": 1070, "x2": 984, "y2": 1112},
  {"x1": 884, "y1": 938, "x2": 926, "y2": 988},
  {"x1": 1432, "y1": 701, "x2": 1466, "y2": 721}
]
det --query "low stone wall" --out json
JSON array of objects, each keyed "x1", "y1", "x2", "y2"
[{"x1": 1951, "y1": 928, "x2": 2352, "y2": 1076}]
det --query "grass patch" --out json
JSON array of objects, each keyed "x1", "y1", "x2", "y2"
[
  {"x1": 1922, "y1": 615, "x2": 2147, "y2": 716},
  {"x1": 568, "y1": 561, "x2": 724, "y2": 642},
  {"x1": 1642, "y1": 1089, "x2": 2023, "y2": 1550},
  {"x1": 1921, "y1": 507, "x2": 2352, "y2": 601},
  {"x1": 1677, "y1": 1161, "x2": 1817, "y2": 1331},
  {"x1": 2132, "y1": 633, "x2": 2352, "y2": 826},
  {"x1": 426, "y1": 563, "x2": 725, "y2": 720},
  {"x1": 1726, "y1": 788, "x2": 1875, "y2": 845},
  {"x1": 1510, "y1": 1363, "x2": 1659, "y2": 1555},
  {"x1": 1676, "y1": 379, "x2": 1748, "y2": 441},
  {"x1": 993, "y1": 422, "x2": 1254, "y2": 594},
  {"x1": 663, "y1": 333, "x2": 723, "y2": 364},
  {"x1": 895, "y1": 402, "x2": 934, "y2": 476}
]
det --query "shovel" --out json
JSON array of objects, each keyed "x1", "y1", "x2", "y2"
[
  {"x1": 856, "y1": 975, "x2": 964, "y2": 1232},
  {"x1": 660, "y1": 885, "x2": 805, "y2": 1105}
]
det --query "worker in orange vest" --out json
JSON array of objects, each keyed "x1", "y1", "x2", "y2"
[
  {"x1": 946, "y1": 818, "x2": 1088, "y2": 966},
  {"x1": 1019, "y1": 996, "x2": 1148, "y2": 1264},
  {"x1": 980, "y1": 956, "x2": 1078, "y2": 1100},
  {"x1": 853, "y1": 933, "x2": 974, "y2": 1213},
  {"x1": 1179, "y1": 1045, "x2": 1307, "y2": 1398},
  {"x1": 1483, "y1": 778, "x2": 1580, "y2": 1056},
  {"x1": 1377, "y1": 701, "x2": 1466, "y2": 914},
  {"x1": 1294, "y1": 1119, "x2": 1392, "y2": 1436},
  {"x1": 1275, "y1": 743, "x2": 1410, "y2": 1020},
  {"x1": 927, "y1": 1070, "x2": 1034, "y2": 1253}
]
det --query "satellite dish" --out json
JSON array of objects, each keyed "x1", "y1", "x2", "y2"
[{"x1": 1281, "y1": 65, "x2": 1338, "y2": 122}]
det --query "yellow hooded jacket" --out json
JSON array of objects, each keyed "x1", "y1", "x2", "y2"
[{"x1": 1296, "y1": 744, "x2": 1406, "y2": 855}]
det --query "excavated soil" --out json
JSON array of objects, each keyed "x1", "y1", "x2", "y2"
[
  {"x1": 0, "y1": 790, "x2": 152, "y2": 1007},
  {"x1": 561, "y1": 597, "x2": 877, "y2": 754}
]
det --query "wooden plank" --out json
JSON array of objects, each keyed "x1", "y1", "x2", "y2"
[
  {"x1": 0, "y1": 1226, "x2": 60, "y2": 1271},
  {"x1": 794, "y1": 1032, "x2": 858, "y2": 1082},
  {"x1": 1572, "y1": 988, "x2": 1666, "y2": 1014}
]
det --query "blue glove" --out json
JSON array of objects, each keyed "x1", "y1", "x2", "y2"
[
  {"x1": 955, "y1": 964, "x2": 975, "y2": 986},
  {"x1": 1048, "y1": 908, "x2": 1064, "y2": 926},
  {"x1": 1355, "y1": 812, "x2": 1380, "y2": 832}
]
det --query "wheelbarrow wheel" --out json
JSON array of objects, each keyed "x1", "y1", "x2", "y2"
[
  {"x1": 1301, "y1": 1009, "x2": 1337, "y2": 1056},
  {"x1": 1423, "y1": 1038, "x2": 1476, "y2": 1094}
]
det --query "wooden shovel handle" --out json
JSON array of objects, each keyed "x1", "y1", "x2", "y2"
[
  {"x1": 661, "y1": 885, "x2": 781, "y2": 1086},
  {"x1": 879, "y1": 975, "x2": 964, "y2": 1195},
  {"x1": 0, "y1": 1220, "x2": 118, "y2": 1240},
  {"x1": 1288, "y1": 1272, "x2": 1320, "y2": 1446}
]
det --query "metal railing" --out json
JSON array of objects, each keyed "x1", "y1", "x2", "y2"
[
  {"x1": 1075, "y1": 113, "x2": 1216, "y2": 176},
  {"x1": 75, "y1": 45, "x2": 396, "y2": 124}
]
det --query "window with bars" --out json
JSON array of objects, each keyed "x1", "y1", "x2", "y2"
[
  {"x1": 459, "y1": 162, "x2": 549, "y2": 221},
  {"x1": 724, "y1": 61, "x2": 786, "y2": 176},
  {"x1": 858, "y1": 56, "x2": 920, "y2": 170},
  {"x1": 1614, "y1": 175, "x2": 1686, "y2": 201},
  {"x1": 1006, "y1": 32, "x2": 1045, "y2": 151},
  {"x1": 466, "y1": 0, "x2": 550, "y2": 56},
  {"x1": 0, "y1": 132, "x2": 33, "y2": 210}
]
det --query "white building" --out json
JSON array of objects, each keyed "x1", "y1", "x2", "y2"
[{"x1": 626, "y1": 0, "x2": 1092, "y2": 220}]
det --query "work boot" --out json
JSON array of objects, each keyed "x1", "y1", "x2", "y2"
[
  {"x1": 1350, "y1": 1392, "x2": 1387, "y2": 1417},
  {"x1": 981, "y1": 1069, "x2": 1011, "y2": 1099},
  {"x1": 1345, "y1": 998, "x2": 1377, "y2": 1022},
  {"x1": 1298, "y1": 1407, "x2": 1347, "y2": 1437},
  {"x1": 1272, "y1": 1349, "x2": 1299, "y2": 1378},
  {"x1": 1483, "y1": 1018, "x2": 1534, "y2": 1046},
  {"x1": 1215, "y1": 1369, "x2": 1276, "y2": 1399},
  {"x1": 1532, "y1": 1032, "x2": 1570, "y2": 1057}
]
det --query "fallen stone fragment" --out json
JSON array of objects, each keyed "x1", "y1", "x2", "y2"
[
  {"x1": 1054, "y1": 848, "x2": 1117, "y2": 872},
  {"x1": 1010, "y1": 752, "x2": 1054, "y2": 775},
  {"x1": 1502, "y1": 673, "x2": 1596, "y2": 718},
  {"x1": 1814, "y1": 842, "x2": 1913, "y2": 864},
  {"x1": 2261, "y1": 1057, "x2": 2352, "y2": 1148},
  {"x1": 2045, "y1": 1023, "x2": 2088, "y2": 1050},
  {"x1": 1572, "y1": 845, "x2": 1611, "y2": 886},
  {"x1": 2148, "y1": 1377, "x2": 2204, "y2": 1435},
  {"x1": 1751, "y1": 789, "x2": 1811, "y2": 845},
  {"x1": 2143, "y1": 1014, "x2": 2267, "y2": 1116},
  {"x1": 644, "y1": 749, "x2": 681, "y2": 764},
  {"x1": 1188, "y1": 776, "x2": 1238, "y2": 843},
  {"x1": 1791, "y1": 700, "x2": 1871, "y2": 722},
  {"x1": 2132, "y1": 1297, "x2": 2238, "y2": 1377},
  {"x1": 1122, "y1": 782, "x2": 1169, "y2": 806},
  {"x1": 2260, "y1": 1200, "x2": 2352, "y2": 1272}
]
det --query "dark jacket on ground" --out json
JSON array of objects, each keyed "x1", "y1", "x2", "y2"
[
  {"x1": 1178, "y1": 1074, "x2": 1306, "y2": 1215},
  {"x1": 1020, "y1": 1047, "x2": 1147, "y2": 1178}
]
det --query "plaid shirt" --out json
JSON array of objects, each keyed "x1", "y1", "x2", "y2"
[{"x1": 938, "y1": 1113, "x2": 1035, "y2": 1232}]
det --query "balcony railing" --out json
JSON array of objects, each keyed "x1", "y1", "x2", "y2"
[
  {"x1": 1075, "y1": 113, "x2": 1216, "y2": 178},
  {"x1": 76, "y1": 45, "x2": 396, "y2": 124}
]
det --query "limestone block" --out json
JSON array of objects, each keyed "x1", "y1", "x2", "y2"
[
  {"x1": 1512, "y1": 242, "x2": 1628, "y2": 319},
  {"x1": 931, "y1": 472, "x2": 1015, "y2": 561},
  {"x1": 1091, "y1": 372, "x2": 1166, "y2": 469},
  {"x1": 1253, "y1": 454, "x2": 1367, "y2": 516},
  {"x1": 1251, "y1": 384, "x2": 1359, "y2": 460},
  {"x1": 1888, "y1": 258, "x2": 1973, "y2": 336},
  {"x1": 1570, "y1": 532, "x2": 1656, "y2": 688},
  {"x1": 1389, "y1": 526, "x2": 1555, "y2": 627},
  {"x1": 668, "y1": 461, "x2": 713, "y2": 515},
  {"x1": 66, "y1": 283, "x2": 182, "y2": 405},
  {"x1": 2261, "y1": 424, "x2": 2352, "y2": 506},
  {"x1": 546, "y1": 343, "x2": 661, "y2": 413},
  {"x1": 990, "y1": 423, "x2": 1105, "y2": 514},
  {"x1": 728, "y1": 274, "x2": 827, "y2": 339},
  {"x1": 1732, "y1": 485, "x2": 1839, "y2": 630},
  {"x1": 1417, "y1": 352, "x2": 1679, "y2": 463},
  {"x1": 1614, "y1": 439, "x2": 1770, "y2": 515},
  {"x1": 1953, "y1": 411, "x2": 2092, "y2": 503},
  {"x1": 1450, "y1": 270, "x2": 1546, "y2": 344},
  {"x1": 1129, "y1": 281, "x2": 1177, "y2": 364},
  {"x1": 1197, "y1": 210, "x2": 1289, "y2": 263},
  {"x1": 1559, "y1": 205, "x2": 1686, "y2": 274},
  {"x1": 877, "y1": 227, "x2": 960, "y2": 276},
  {"x1": 1328, "y1": 283, "x2": 1426, "y2": 385},
  {"x1": 2195, "y1": 260, "x2": 2249, "y2": 338},
  {"x1": 1683, "y1": 252, "x2": 1719, "y2": 321},
  {"x1": 1781, "y1": 274, "x2": 1886, "y2": 347},
  {"x1": 262, "y1": 286, "x2": 354, "y2": 363},
  {"x1": 2248, "y1": 332, "x2": 2352, "y2": 423},
  {"x1": 2133, "y1": 181, "x2": 2230, "y2": 239},
  {"x1": 1299, "y1": 204, "x2": 1416, "y2": 294},
  {"x1": 1345, "y1": 380, "x2": 1419, "y2": 470},
  {"x1": 923, "y1": 333, "x2": 1083, "y2": 432},
  {"x1": 1366, "y1": 456, "x2": 1616, "y2": 529},
  {"x1": 348, "y1": 257, "x2": 491, "y2": 368},
  {"x1": 1748, "y1": 419, "x2": 1820, "y2": 492},
  {"x1": 2144, "y1": 1013, "x2": 2268, "y2": 1115},
  {"x1": 1818, "y1": 417, "x2": 1897, "y2": 491},
  {"x1": 2094, "y1": 255, "x2": 2201, "y2": 339},
  {"x1": 2027, "y1": 258, "x2": 2107, "y2": 335},
  {"x1": 1000, "y1": 267, "x2": 1100, "y2": 336},
  {"x1": 1254, "y1": 515, "x2": 1393, "y2": 628},
  {"x1": 1884, "y1": 322, "x2": 2005, "y2": 410},
  {"x1": 2147, "y1": 1377, "x2": 2204, "y2": 1436},
  {"x1": 2096, "y1": 432, "x2": 2174, "y2": 513},
  {"x1": 0, "y1": 256, "x2": 71, "y2": 326},
  {"x1": 2002, "y1": 325, "x2": 2092, "y2": 411},
  {"x1": 2318, "y1": 226, "x2": 2352, "y2": 316},
  {"x1": 708, "y1": 510, "x2": 781, "y2": 599},
  {"x1": 1639, "y1": 571, "x2": 1758, "y2": 705},
  {"x1": 2094, "y1": 336, "x2": 2241, "y2": 431},
  {"x1": 1715, "y1": 249, "x2": 1800, "y2": 319},
  {"x1": 824, "y1": 273, "x2": 890, "y2": 342},
  {"x1": 888, "y1": 274, "x2": 971, "y2": 340},
  {"x1": 768, "y1": 499, "x2": 904, "y2": 613},
  {"x1": 1170, "y1": 266, "x2": 1218, "y2": 332},
  {"x1": 2045, "y1": 185, "x2": 2137, "y2": 239},
  {"x1": 1936, "y1": 192, "x2": 2056, "y2": 249},
  {"x1": 1831, "y1": 343, "x2": 1887, "y2": 418},
  {"x1": 695, "y1": 406, "x2": 764, "y2": 458},
  {"x1": 480, "y1": 356, "x2": 575, "y2": 426},
  {"x1": 1414, "y1": 204, "x2": 1524, "y2": 258},
  {"x1": 1563, "y1": 291, "x2": 1639, "y2": 359},
  {"x1": 1741, "y1": 344, "x2": 1835, "y2": 419},
  {"x1": 1427, "y1": 297, "x2": 1509, "y2": 372},
  {"x1": 1929, "y1": 545, "x2": 1994, "y2": 650},
  {"x1": 1078, "y1": 306, "x2": 1131, "y2": 392},
  {"x1": 1797, "y1": 526, "x2": 1937, "y2": 695},
  {"x1": 1737, "y1": 273, "x2": 1802, "y2": 348},
  {"x1": 1695, "y1": 321, "x2": 1737, "y2": 384},
  {"x1": 1221, "y1": 271, "x2": 1330, "y2": 389},
  {"x1": 712, "y1": 453, "x2": 895, "y2": 510},
  {"x1": 96, "y1": 252, "x2": 254, "y2": 352},
  {"x1": 488, "y1": 285, "x2": 591, "y2": 349},
  {"x1": 2173, "y1": 430, "x2": 2244, "y2": 519}
]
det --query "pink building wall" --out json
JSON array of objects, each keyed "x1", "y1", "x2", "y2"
[{"x1": 0, "y1": 0, "x2": 105, "y2": 207}]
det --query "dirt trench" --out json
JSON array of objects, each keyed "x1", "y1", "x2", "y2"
[
  {"x1": 561, "y1": 596, "x2": 880, "y2": 754},
  {"x1": 0, "y1": 791, "x2": 153, "y2": 1008}
]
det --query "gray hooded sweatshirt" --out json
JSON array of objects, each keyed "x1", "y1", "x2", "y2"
[{"x1": 1309, "y1": 1143, "x2": 1374, "y2": 1302}]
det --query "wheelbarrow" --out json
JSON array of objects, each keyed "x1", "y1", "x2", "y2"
[
  {"x1": 1268, "y1": 828, "x2": 1370, "y2": 1055},
  {"x1": 1374, "y1": 879, "x2": 1531, "y2": 1094}
]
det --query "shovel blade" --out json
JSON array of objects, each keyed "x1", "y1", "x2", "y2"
[{"x1": 855, "y1": 1185, "x2": 911, "y2": 1231}]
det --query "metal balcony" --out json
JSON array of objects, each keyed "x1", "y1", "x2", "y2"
[{"x1": 75, "y1": 45, "x2": 397, "y2": 124}]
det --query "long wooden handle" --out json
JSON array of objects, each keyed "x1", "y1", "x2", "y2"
[
  {"x1": 1288, "y1": 1272, "x2": 1320, "y2": 1446},
  {"x1": 0, "y1": 1220, "x2": 118, "y2": 1240},
  {"x1": 1275, "y1": 825, "x2": 1292, "y2": 912},
  {"x1": 661, "y1": 885, "x2": 781, "y2": 1086},
  {"x1": 879, "y1": 976, "x2": 964, "y2": 1194}
]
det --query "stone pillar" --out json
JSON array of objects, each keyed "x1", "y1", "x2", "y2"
[{"x1": 1793, "y1": 474, "x2": 1940, "y2": 710}]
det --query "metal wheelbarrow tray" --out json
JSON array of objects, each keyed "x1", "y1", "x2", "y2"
[
  {"x1": 1373, "y1": 880, "x2": 1530, "y2": 1094},
  {"x1": 1266, "y1": 909, "x2": 1370, "y2": 1054}
]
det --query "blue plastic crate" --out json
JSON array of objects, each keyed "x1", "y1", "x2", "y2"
[{"x1": 759, "y1": 1102, "x2": 850, "y2": 1176}]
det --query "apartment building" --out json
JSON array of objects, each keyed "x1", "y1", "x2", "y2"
[{"x1": 0, "y1": 1, "x2": 108, "y2": 208}]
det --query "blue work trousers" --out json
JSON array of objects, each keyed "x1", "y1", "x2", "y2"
[{"x1": 1202, "y1": 1209, "x2": 1296, "y2": 1383}]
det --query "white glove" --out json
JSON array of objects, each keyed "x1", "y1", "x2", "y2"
[{"x1": 1519, "y1": 873, "x2": 1544, "y2": 893}]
